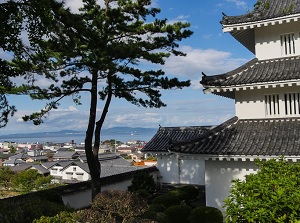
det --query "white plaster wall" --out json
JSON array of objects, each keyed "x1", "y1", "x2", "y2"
[
  {"x1": 235, "y1": 86, "x2": 300, "y2": 119},
  {"x1": 255, "y1": 20, "x2": 300, "y2": 60},
  {"x1": 205, "y1": 160, "x2": 258, "y2": 212},
  {"x1": 157, "y1": 154, "x2": 179, "y2": 184},
  {"x1": 62, "y1": 189, "x2": 92, "y2": 209},
  {"x1": 157, "y1": 154, "x2": 205, "y2": 185},
  {"x1": 179, "y1": 157, "x2": 205, "y2": 185},
  {"x1": 50, "y1": 166, "x2": 63, "y2": 178}
]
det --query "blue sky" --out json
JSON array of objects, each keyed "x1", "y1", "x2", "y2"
[{"x1": 2, "y1": 0, "x2": 256, "y2": 135}]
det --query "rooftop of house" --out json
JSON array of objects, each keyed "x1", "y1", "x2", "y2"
[
  {"x1": 141, "y1": 126, "x2": 212, "y2": 153},
  {"x1": 41, "y1": 157, "x2": 146, "y2": 180},
  {"x1": 201, "y1": 56, "x2": 300, "y2": 98},
  {"x1": 221, "y1": 0, "x2": 300, "y2": 25},
  {"x1": 52, "y1": 151, "x2": 80, "y2": 159},
  {"x1": 168, "y1": 116, "x2": 300, "y2": 157}
]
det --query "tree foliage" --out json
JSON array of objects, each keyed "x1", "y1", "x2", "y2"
[
  {"x1": 1, "y1": 0, "x2": 192, "y2": 198},
  {"x1": 0, "y1": 166, "x2": 15, "y2": 190},
  {"x1": 224, "y1": 158, "x2": 300, "y2": 223},
  {"x1": 0, "y1": 167, "x2": 57, "y2": 197}
]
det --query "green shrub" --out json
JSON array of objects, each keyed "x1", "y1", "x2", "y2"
[
  {"x1": 135, "y1": 188, "x2": 152, "y2": 198},
  {"x1": 224, "y1": 158, "x2": 300, "y2": 222},
  {"x1": 167, "y1": 189, "x2": 189, "y2": 202},
  {"x1": 128, "y1": 170, "x2": 156, "y2": 194},
  {"x1": 189, "y1": 206, "x2": 223, "y2": 223},
  {"x1": 164, "y1": 205, "x2": 192, "y2": 223},
  {"x1": 0, "y1": 195, "x2": 69, "y2": 223},
  {"x1": 33, "y1": 211, "x2": 77, "y2": 223},
  {"x1": 148, "y1": 203, "x2": 166, "y2": 213},
  {"x1": 178, "y1": 185, "x2": 199, "y2": 201},
  {"x1": 152, "y1": 193, "x2": 181, "y2": 209}
]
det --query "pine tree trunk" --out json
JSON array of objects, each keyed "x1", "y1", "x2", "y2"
[{"x1": 85, "y1": 69, "x2": 101, "y2": 200}]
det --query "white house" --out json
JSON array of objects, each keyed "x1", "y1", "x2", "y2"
[
  {"x1": 142, "y1": 0, "x2": 300, "y2": 212},
  {"x1": 42, "y1": 161, "x2": 72, "y2": 179},
  {"x1": 42, "y1": 153, "x2": 149, "y2": 183},
  {"x1": 60, "y1": 161, "x2": 91, "y2": 181}
]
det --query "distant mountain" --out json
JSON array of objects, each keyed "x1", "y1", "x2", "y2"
[{"x1": 0, "y1": 127, "x2": 157, "y2": 139}]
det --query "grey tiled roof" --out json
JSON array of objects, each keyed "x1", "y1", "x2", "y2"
[
  {"x1": 53, "y1": 151, "x2": 80, "y2": 159},
  {"x1": 221, "y1": 0, "x2": 300, "y2": 25},
  {"x1": 31, "y1": 164, "x2": 50, "y2": 175},
  {"x1": 170, "y1": 117, "x2": 300, "y2": 156},
  {"x1": 201, "y1": 56, "x2": 300, "y2": 87},
  {"x1": 101, "y1": 165, "x2": 147, "y2": 178},
  {"x1": 141, "y1": 126, "x2": 212, "y2": 152}
]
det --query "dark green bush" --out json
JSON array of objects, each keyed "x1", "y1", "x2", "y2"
[
  {"x1": 189, "y1": 206, "x2": 223, "y2": 223},
  {"x1": 152, "y1": 193, "x2": 181, "y2": 209},
  {"x1": 164, "y1": 205, "x2": 192, "y2": 223},
  {"x1": 148, "y1": 203, "x2": 166, "y2": 213},
  {"x1": 128, "y1": 170, "x2": 156, "y2": 194},
  {"x1": 167, "y1": 189, "x2": 189, "y2": 202},
  {"x1": 142, "y1": 203, "x2": 166, "y2": 222},
  {"x1": 0, "y1": 195, "x2": 69, "y2": 223},
  {"x1": 178, "y1": 185, "x2": 199, "y2": 201},
  {"x1": 135, "y1": 188, "x2": 152, "y2": 198}
]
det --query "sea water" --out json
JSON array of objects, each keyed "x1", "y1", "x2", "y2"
[{"x1": 0, "y1": 131, "x2": 156, "y2": 144}]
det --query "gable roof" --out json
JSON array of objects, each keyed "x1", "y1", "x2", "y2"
[
  {"x1": 169, "y1": 117, "x2": 300, "y2": 156},
  {"x1": 201, "y1": 56, "x2": 300, "y2": 98},
  {"x1": 221, "y1": 0, "x2": 300, "y2": 53},
  {"x1": 60, "y1": 161, "x2": 90, "y2": 173},
  {"x1": 141, "y1": 126, "x2": 212, "y2": 153},
  {"x1": 30, "y1": 164, "x2": 50, "y2": 175},
  {"x1": 222, "y1": 0, "x2": 300, "y2": 26},
  {"x1": 9, "y1": 164, "x2": 50, "y2": 175}
]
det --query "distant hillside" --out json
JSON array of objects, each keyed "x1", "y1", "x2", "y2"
[{"x1": 0, "y1": 127, "x2": 157, "y2": 139}]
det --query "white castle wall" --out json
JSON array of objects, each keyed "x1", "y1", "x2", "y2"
[{"x1": 255, "y1": 20, "x2": 300, "y2": 60}]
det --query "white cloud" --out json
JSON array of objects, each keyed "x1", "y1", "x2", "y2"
[
  {"x1": 64, "y1": 0, "x2": 83, "y2": 13},
  {"x1": 150, "y1": 0, "x2": 159, "y2": 8},
  {"x1": 177, "y1": 15, "x2": 190, "y2": 20},
  {"x1": 166, "y1": 14, "x2": 191, "y2": 24},
  {"x1": 163, "y1": 45, "x2": 248, "y2": 79},
  {"x1": 226, "y1": 0, "x2": 248, "y2": 9},
  {"x1": 64, "y1": 0, "x2": 106, "y2": 13},
  {"x1": 202, "y1": 34, "x2": 213, "y2": 40}
]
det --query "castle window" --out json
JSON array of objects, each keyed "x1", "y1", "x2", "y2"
[
  {"x1": 281, "y1": 33, "x2": 295, "y2": 55},
  {"x1": 284, "y1": 93, "x2": 300, "y2": 115},
  {"x1": 265, "y1": 94, "x2": 280, "y2": 116}
]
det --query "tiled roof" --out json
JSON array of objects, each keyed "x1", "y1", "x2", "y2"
[
  {"x1": 170, "y1": 117, "x2": 300, "y2": 156},
  {"x1": 201, "y1": 56, "x2": 300, "y2": 87},
  {"x1": 222, "y1": 0, "x2": 300, "y2": 25},
  {"x1": 101, "y1": 165, "x2": 147, "y2": 178},
  {"x1": 31, "y1": 164, "x2": 50, "y2": 175},
  {"x1": 141, "y1": 126, "x2": 212, "y2": 152},
  {"x1": 53, "y1": 151, "x2": 80, "y2": 159}
]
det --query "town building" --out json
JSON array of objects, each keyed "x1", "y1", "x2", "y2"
[{"x1": 142, "y1": 0, "x2": 300, "y2": 212}]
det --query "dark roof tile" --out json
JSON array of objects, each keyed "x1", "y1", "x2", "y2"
[
  {"x1": 170, "y1": 117, "x2": 300, "y2": 156},
  {"x1": 222, "y1": 0, "x2": 300, "y2": 25},
  {"x1": 201, "y1": 56, "x2": 300, "y2": 87},
  {"x1": 141, "y1": 126, "x2": 212, "y2": 152}
]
